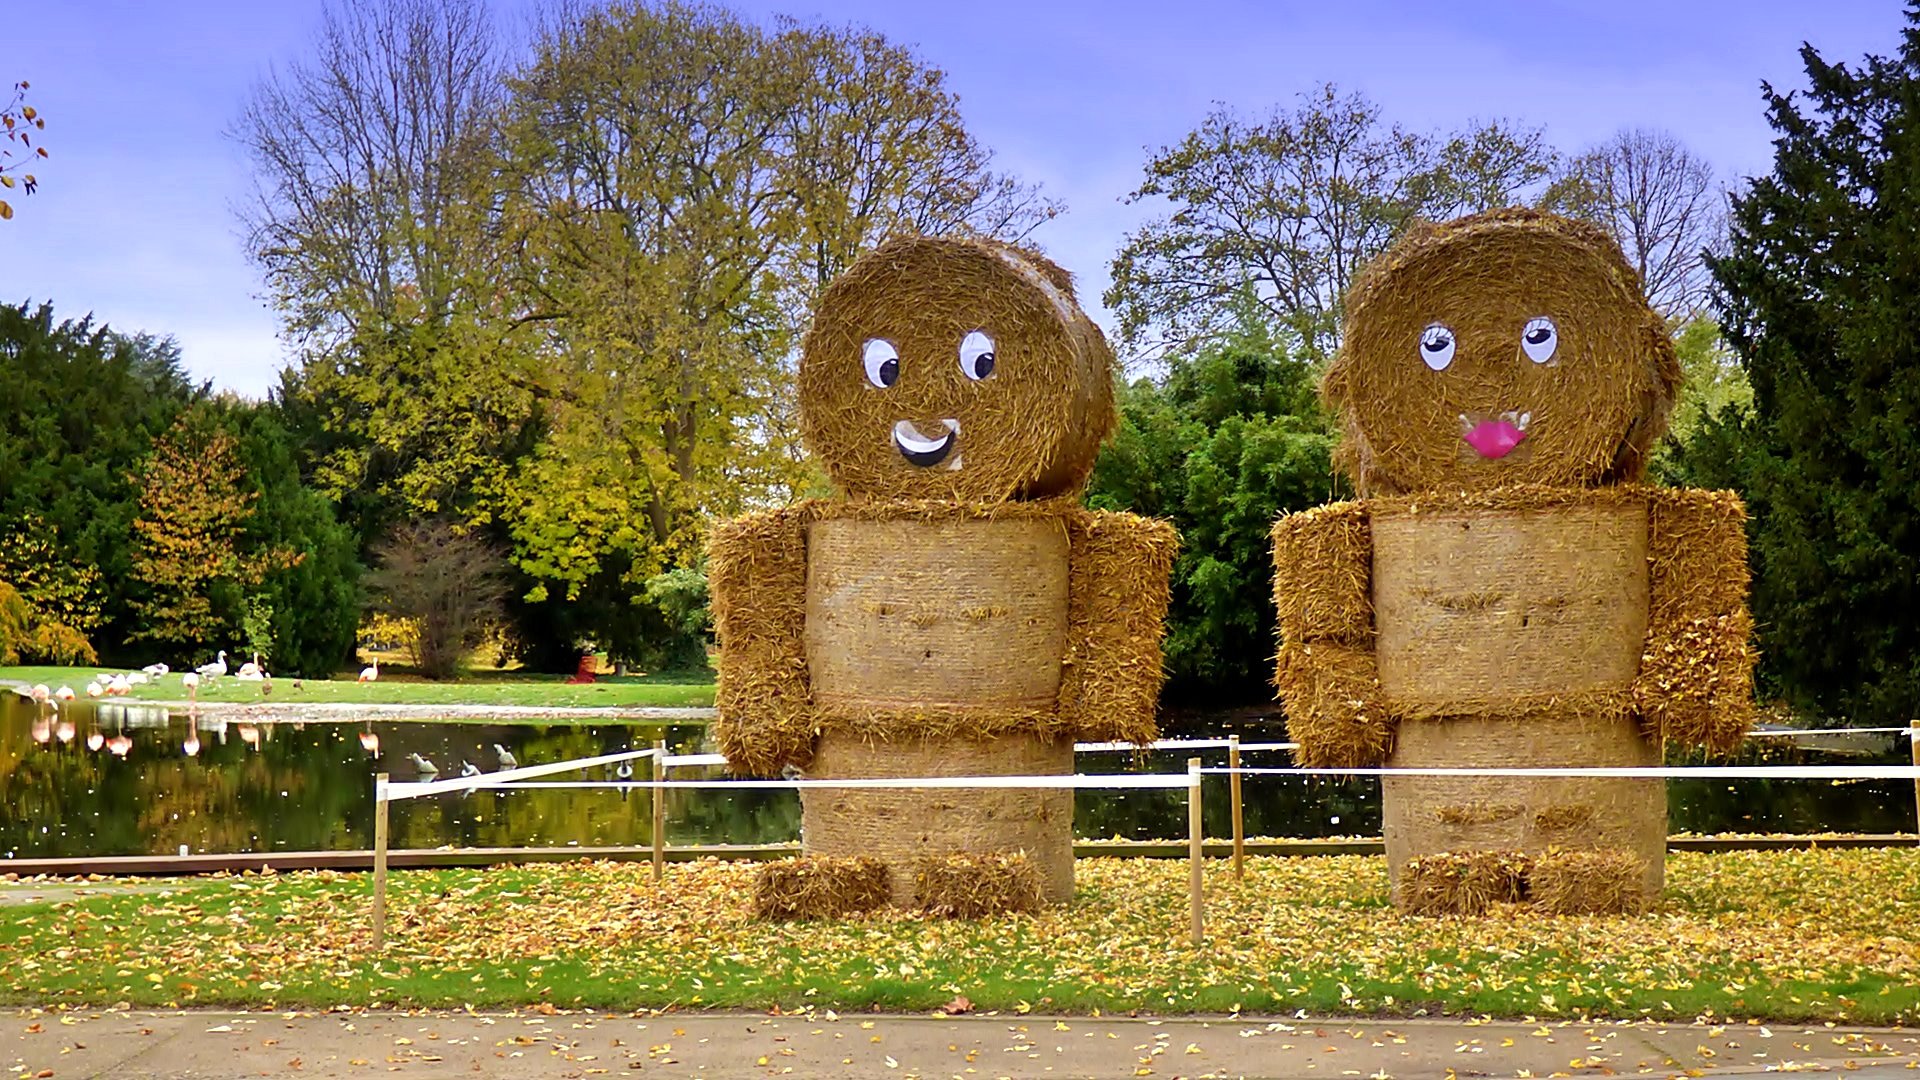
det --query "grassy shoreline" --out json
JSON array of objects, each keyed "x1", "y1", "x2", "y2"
[
  {"x1": 2, "y1": 850, "x2": 1914, "y2": 1024},
  {"x1": 0, "y1": 665, "x2": 716, "y2": 710}
]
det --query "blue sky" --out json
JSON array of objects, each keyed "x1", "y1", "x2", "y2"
[{"x1": 0, "y1": 0, "x2": 1901, "y2": 396}]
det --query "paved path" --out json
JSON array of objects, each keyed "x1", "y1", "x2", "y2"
[{"x1": 6, "y1": 1008, "x2": 1917, "y2": 1078}]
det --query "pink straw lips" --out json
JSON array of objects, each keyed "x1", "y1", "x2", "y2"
[{"x1": 1460, "y1": 411, "x2": 1531, "y2": 459}]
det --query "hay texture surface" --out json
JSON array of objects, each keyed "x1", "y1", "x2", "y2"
[
  {"x1": 714, "y1": 498, "x2": 1173, "y2": 774},
  {"x1": 1398, "y1": 850, "x2": 1531, "y2": 916},
  {"x1": 753, "y1": 856, "x2": 891, "y2": 921},
  {"x1": 913, "y1": 852, "x2": 1047, "y2": 918},
  {"x1": 1640, "y1": 487, "x2": 1755, "y2": 752},
  {"x1": 1057, "y1": 509, "x2": 1178, "y2": 744},
  {"x1": 1324, "y1": 209, "x2": 1680, "y2": 497},
  {"x1": 798, "y1": 236, "x2": 1114, "y2": 502},
  {"x1": 711, "y1": 507, "x2": 815, "y2": 777},
  {"x1": 1528, "y1": 849, "x2": 1649, "y2": 916}
]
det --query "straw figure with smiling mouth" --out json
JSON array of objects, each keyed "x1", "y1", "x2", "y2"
[
  {"x1": 1272, "y1": 209, "x2": 1755, "y2": 916},
  {"x1": 710, "y1": 235, "x2": 1177, "y2": 918}
]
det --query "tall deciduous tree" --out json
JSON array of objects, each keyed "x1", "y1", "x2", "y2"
[
  {"x1": 366, "y1": 518, "x2": 507, "y2": 679},
  {"x1": 1705, "y1": 12, "x2": 1920, "y2": 725},
  {"x1": 1107, "y1": 85, "x2": 1562, "y2": 363},
  {"x1": 237, "y1": 0, "x2": 542, "y2": 549},
  {"x1": 126, "y1": 415, "x2": 286, "y2": 653},
  {"x1": 488, "y1": 1, "x2": 1051, "y2": 664},
  {"x1": 1556, "y1": 129, "x2": 1725, "y2": 318}
]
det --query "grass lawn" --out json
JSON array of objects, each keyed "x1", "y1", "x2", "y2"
[
  {"x1": 0, "y1": 665, "x2": 715, "y2": 709},
  {"x1": 2, "y1": 850, "x2": 1915, "y2": 1023}
]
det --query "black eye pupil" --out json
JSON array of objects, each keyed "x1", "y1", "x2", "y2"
[
  {"x1": 879, "y1": 357, "x2": 898, "y2": 386},
  {"x1": 975, "y1": 352, "x2": 995, "y2": 378},
  {"x1": 1424, "y1": 339, "x2": 1447, "y2": 352},
  {"x1": 1526, "y1": 329, "x2": 1552, "y2": 344}
]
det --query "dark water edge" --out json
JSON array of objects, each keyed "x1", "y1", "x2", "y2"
[{"x1": 2, "y1": 697, "x2": 1912, "y2": 860}]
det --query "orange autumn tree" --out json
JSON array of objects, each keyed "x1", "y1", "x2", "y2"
[{"x1": 126, "y1": 416, "x2": 296, "y2": 655}]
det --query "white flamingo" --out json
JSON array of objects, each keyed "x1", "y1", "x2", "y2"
[
  {"x1": 53, "y1": 685, "x2": 74, "y2": 702},
  {"x1": 142, "y1": 663, "x2": 169, "y2": 678},
  {"x1": 29, "y1": 684, "x2": 50, "y2": 704},
  {"x1": 85, "y1": 682, "x2": 104, "y2": 698},
  {"x1": 358, "y1": 657, "x2": 380, "y2": 683},
  {"x1": 182, "y1": 671, "x2": 200, "y2": 700},
  {"x1": 106, "y1": 674, "x2": 131, "y2": 696}
]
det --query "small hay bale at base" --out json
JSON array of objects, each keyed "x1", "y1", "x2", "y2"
[
  {"x1": 1528, "y1": 849, "x2": 1648, "y2": 916},
  {"x1": 753, "y1": 856, "x2": 892, "y2": 921},
  {"x1": 914, "y1": 852, "x2": 1046, "y2": 919},
  {"x1": 1397, "y1": 850, "x2": 1531, "y2": 916}
]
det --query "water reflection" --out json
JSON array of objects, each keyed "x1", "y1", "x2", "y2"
[{"x1": 0, "y1": 696, "x2": 1912, "y2": 860}]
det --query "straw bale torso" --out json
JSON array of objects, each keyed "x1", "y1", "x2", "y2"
[{"x1": 1367, "y1": 486, "x2": 1665, "y2": 896}]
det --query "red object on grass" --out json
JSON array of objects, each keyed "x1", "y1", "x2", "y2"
[{"x1": 564, "y1": 655, "x2": 598, "y2": 685}]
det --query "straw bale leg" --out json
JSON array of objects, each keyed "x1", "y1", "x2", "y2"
[
  {"x1": 1056, "y1": 509, "x2": 1179, "y2": 744},
  {"x1": 1637, "y1": 489, "x2": 1755, "y2": 753},
  {"x1": 710, "y1": 508, "x2": 818, "y2": 776},
  {"x1": 1271, "y1": 502, "x2": 1394, "y2": 767}
]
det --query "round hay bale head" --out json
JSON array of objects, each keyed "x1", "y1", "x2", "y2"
[
  {"x1": 1382, "y1": 710, "x2": 1666, "y2": 902},
  {"x1": 799, "y1": 235, "x2": 1115, "y2": 502},
  {"x1": 1325, "y1": 209, "x2": 1680, "y2": 495},
  {"x1": 800, "y1": 731, "x2": 1074, "y2": 906},
  {"x1": 805, "y1": 515, "x2": 1069, "y2": 711}
]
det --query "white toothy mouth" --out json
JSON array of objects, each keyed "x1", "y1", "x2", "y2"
[{"x1": 893, "y1": 419, "x2": 961, "y2": 469}]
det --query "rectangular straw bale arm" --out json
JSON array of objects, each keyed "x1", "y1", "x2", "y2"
[
  {"x1": 1055, "y1": 509, "x2": 1178, "y2": 744},
  {"x1": 710, "y1": 506, "x2": 817, "y2": 776},
  {"x1": 1272, "y1": 501, "x2": 1394, "y2": 767},
  {"x1": 1637, "y1": 487, "x2": 1755, "y2": 753}
]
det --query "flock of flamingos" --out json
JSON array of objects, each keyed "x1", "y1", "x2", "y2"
[{"x1": 11, "y1": 650, "x2": 387, "y2": 759}]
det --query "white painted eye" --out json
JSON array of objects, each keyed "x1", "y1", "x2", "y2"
[
  {"x1": 862, "y1": 339, "x2": 898, "y2": 388},
  {"x1": 1419, "y1": 323, "x2": 1456, "y2": 371},
  {"x1": 959, "y1": 330, "x2": 996, "y2": 380},
  {"x1": 1521, "y1": 317, "x2": 1558, "y2": 363}
]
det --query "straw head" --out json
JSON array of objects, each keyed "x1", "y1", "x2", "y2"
[
  {"x1": 1325, "y1": 209, "x2": 1680, "y2": 495},
  {"x1": 799, "y1": 235, "x2": 1115, "y2": 502}
]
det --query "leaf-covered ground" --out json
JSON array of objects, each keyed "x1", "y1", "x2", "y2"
[{"x1": 3, "y1": 850, "x2": 1915, "y2": 1024}]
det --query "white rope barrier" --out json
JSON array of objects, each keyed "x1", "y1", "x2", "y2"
[
  {"x1": 1748, "y1": 726, "x2": 1916, "y2": 736},
  {"x1": 392, "y1": 774, "x2": 1194, "y2": 794},
  {"x1": 1215, "y1": 764, "x2": 1920, "y2": 780},
  {"x1": 385, "y1": 747, "x2": 658, "y2": 800}
]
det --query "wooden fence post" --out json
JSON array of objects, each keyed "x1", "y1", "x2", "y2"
[
  {"x1": 372, "y1": 772, "x2": 389, "y2": 952},
  {"x1": 1188, "y1": 756, "x2": 1204, "y2": 946},
  {"x1": 1909, "y1": 720, "x2": 1919, "y2": 837},
  {"x1": 1229, "y1": 734, "x2": 1244, "y2": 880},
  {"x1": 652, "y1": 739, "x2": 667, "y2": 882}
]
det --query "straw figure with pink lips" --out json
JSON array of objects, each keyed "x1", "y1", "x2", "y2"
[{"x1": 1271, "y1": 209, "x2": 1755, "y2": 916}]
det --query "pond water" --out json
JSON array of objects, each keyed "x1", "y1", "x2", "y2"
[{"x1": 1, "y1": 697, "x2": 1912, "y2": 860}]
